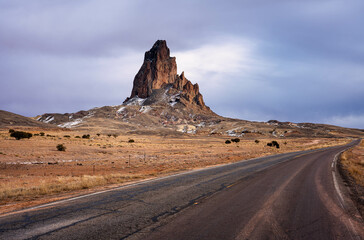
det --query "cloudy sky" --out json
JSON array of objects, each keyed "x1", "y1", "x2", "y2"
[{"x1": 1, "y1": 0, "x2": 363, "y2": 128}]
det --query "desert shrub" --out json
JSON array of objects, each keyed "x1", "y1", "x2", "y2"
[
  {"x1": 107, "y1": 134, "x2": 112, "y2": 137},
  {"x1": 128, "y1": 139, "x2": 135, "y2": 143},
  {"x1": 82, "y1": 134, "x2": 90, "y2": 139},
  {"x1": 113, "y1": 134, "x2": 118, "y2": 138},
  {"x1": 40, "y1": 132, "x2": 45, "y2": 136},
  {"x1": 255, "y1": 140, "x2": 260, "y2": 144},
  {"x1": 56, "y1": 144, "x2": 66, "y2": 151},
  {"x1": 75, "y1": 136, "x2": 81, "y2": 138},
  {"x1": 10, "y1": 131, "x2": 32, "y2": 140},
  {"x1": 225, "y1": 140, "x2": 231, "y2": 144},
  {"x1": 267, "y1": 141, "x2": 280, "y2": 148},
  {"x1": 8, "y1": 129, "x2": 15, "y2": 133},
  {"x1": 34, "y1": 134, "x2": 39, "y2": 136},
  {"x1": 231, "y1": 138, "x2": 240, "y2": 143},
  {"x1": 96, "y1": 133, "x2": 101, "y2": 136},
  {"x1": 272, "y1": 140, "x2": 280, "y2": 148},
  {"x1": 63, "y1": 135, "x2": 71, "y2": 138},
  {"x1": 284, "y1": 141, "x2": 287, "y2": 145}
]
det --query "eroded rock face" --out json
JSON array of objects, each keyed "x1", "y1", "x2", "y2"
[
  {"x1": 129, "y1": 40, "x2": 177, "y2": 99},
  {"x1": 125, "y1": 40, "x2": 209, "y2": 111},
  {"x1": 173, "y1": 72, "x2": 207, "y2": 109}
]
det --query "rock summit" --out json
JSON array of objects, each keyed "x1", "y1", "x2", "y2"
[{"x1": 125, "y1": 40, "x2": 209, "y2": 111}]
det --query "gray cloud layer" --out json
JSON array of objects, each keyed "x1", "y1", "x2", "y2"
[{"x1": 0, "y1": 0, "x2": 363, "y2": 128}]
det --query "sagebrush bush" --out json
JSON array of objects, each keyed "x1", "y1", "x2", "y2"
[
  {"x1": 9, "y1": 129, "x2": 15, "y2": 133},
  {"x1": 64, "y1": 135, "x2": 71, "y2": 138},
  {"x1": 272, "y1": 140, "x2": 280, "y2": 148},
  {"x1": 40, "y1": 132, "x2": 45, "y2": 136},
  {"x1": 225, "y1": 140, "x2": 231, "y2": 144},
  {"x1": 231, "y1": 138, "x2": 240, "y2": 143},
  {"x1": 82, "y1": 134, "x2": 90, "y2": 139},
  {"x1": 56, "y1": 144, "x2": 66, "y2": 151},
  {"x1": 255, "y1": 140, "x2": 260, "y2": 144},
  {"x1": 267, "y1": 141, "x2": 280, "y2": 148},
  {"x1": 10, "y1": 131, "x2": 32, "y2": 140},
  {"x1": 128, "y1": 139, "x2": 135, "y2": 143}
]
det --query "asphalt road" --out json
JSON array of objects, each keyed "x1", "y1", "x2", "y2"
[{"x1": 0, "y1": 140, "x2": 363, "y2": 240}]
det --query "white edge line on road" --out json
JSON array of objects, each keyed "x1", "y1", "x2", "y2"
[
  {"x1": 332, "y1": 151, "x2": 346, "y2": 205},
  {"x1": 331, "y1": 145, "x2": 360, "y2": 238}
]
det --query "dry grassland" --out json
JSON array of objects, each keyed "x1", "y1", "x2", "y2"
[
  {"x1": 340, "y1": 139, "x2": 364, "y2": 217},
  {"x1": 0, "y1": 128, "x2": 351, "y2": 213},
  {"x1": 340, "y1": 140, "x2": 364, "y2": 187}
]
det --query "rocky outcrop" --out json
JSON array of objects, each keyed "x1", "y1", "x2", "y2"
[
  {"x1": 128, "y1": 40, "x2": 177, "y2": 99},
  {"x1": 173, "y1": 72, "x2": 206, "y2": 109},
  {"x1": 125, "y1": 40, "x2": 209, "y2": 111}
]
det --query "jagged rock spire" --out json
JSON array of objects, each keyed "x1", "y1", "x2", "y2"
[
  {"x1": 125, "y1": 40, "x2": 209, "y2": 111},
  {"x1": 128, "y1": 40, "x2": 177, "y2": 99}
]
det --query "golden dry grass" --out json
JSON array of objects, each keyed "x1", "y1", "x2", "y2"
[
  {"x1": 340, "y1": 140, "x2": 364, "y2": 187},
  {"x1": 0, "y1": 128, "x2": 352, "y2": 212}
]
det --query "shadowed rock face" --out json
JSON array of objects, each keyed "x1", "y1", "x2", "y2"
[
  {"x1": 125, "y1": 40, "x2": 209, "y2": 111},
  {"x1": 129, "y1": 40, "x2": 177, "y2": 99}
]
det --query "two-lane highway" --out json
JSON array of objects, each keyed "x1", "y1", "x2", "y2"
[{"x1": 0, "y1": 140, "x2": 363, "y2": 239}]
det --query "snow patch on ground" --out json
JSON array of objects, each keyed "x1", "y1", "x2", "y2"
[
  {"x1": 168, "y1": 93, "x2": 181, "y2": 107},
  {"x1": 177, "y1": 125, "x2": 196, "y2": 134},
  {"x1": 196, "y1": 122, "x2": 205, "y2": 128},
  {"x1": 43, "y1": 116, "x2": 54, "y2": 123},
  {"x1": 58, "y1": 111, "x2": 94, "y2": 128},
  {"x1": 58, "y1": 118, "x2": 83, "y2": 128},
  {"x1": 125, "y1": 96, "x2": 146, "y2": 106},
  {"x1": 117, "y1": 107, "x2": 126, "y2": 114},
  {"x1": 139, "y1": 106, "x2": 152, "y2": 113},
  {"x1": 226, "y1": 128, "x2": 243, "y2": 137}
]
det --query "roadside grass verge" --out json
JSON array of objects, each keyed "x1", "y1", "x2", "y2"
[
  {"x1": 339, "y1": 139, "x2": 364, "y2": 218},
  {"x1": 0, "y1": 174, "x2": 142, "y2": 203},
  {"x1": 340, "y1": 140, "x2": 364, "y2": 187}
]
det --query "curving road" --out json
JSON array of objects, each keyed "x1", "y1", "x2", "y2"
[{"x1": 0, "y1": 140, "x2": 363, "y2": 240}]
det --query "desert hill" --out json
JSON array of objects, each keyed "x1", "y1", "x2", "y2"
[
  {"x1": 0, "y1": 110, "x2": 58, "y2": 129},
  {"x1": 31, "y1": 40, "x2": 363, "y2": 138}
]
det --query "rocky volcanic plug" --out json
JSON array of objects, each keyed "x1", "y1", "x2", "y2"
[
  {"x1": 37, "y1": 40, "x2": 217, "y2": 133},
  {"x1": 127, "y1": 40, "x2": 177, "y2": 99},
  {"x1": 125, "y1": 40, "x2": 209, "y2": 111}
]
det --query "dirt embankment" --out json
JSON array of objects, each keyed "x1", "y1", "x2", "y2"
[{"x1": 339, "y1": 139, "x2": 364, "y2": 218}]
